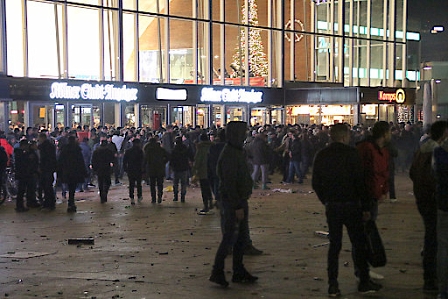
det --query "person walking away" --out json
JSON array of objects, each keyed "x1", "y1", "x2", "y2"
[
  {"x1": 209, "y1": 121, "x2": 258, "y2": 287},
  {"x1": 248, "y1": 127, "x2": 271, "y2": 190},
  {"x1": 432, "y1": 130, "x2": 448, "y2": 299},
  {"x1": 356, "y1": 121, "x2": 391, "y2": 280},
  {"x1": 171, "y1": 136, "x2": 193, "y2": 203},
  {"x1": 112, "y1": 129, "x2": 125, "y2": 184},
  {"x1": 106, "y1": 134, "x2": 120, "y2": 186},
  {"x1": 91, "y1": 139, "x2": 115, "y2": 204},
  {"x1": 38, "y1": 132, "x2": 57, "y2": 210},
  {"x1": 57, "y1": 136, "x2": 87, "y2": 212},
  {"x1": 79, "y1": 137, "x2": 92, "y2": 192},
  {"x1": 192, "y1": 133, "x2": 214, "y2": 215},
  {"x1": 123, "y1": 138, "x2": 144, "y2": 205},
  {"x1": 410, "y1": 121, "x2": 448, "y2": 293},
  {"x1": 161, "y1": 125, "x2": 175, "y2": 180},
  {"x1": 312, "y1": 123, "x2": 381, "y2": 296},
  {"x1": 144, "y1": 137, "x2": 168, "y2": 203}
]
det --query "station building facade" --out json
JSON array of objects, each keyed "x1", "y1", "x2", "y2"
[{"x1": 0, "y1": 0, "x2": 419, "y2": 131}]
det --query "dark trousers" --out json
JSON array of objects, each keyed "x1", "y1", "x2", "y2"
[
  {"x1": 128, "y1": 174, "x2": 142, "y2": 199},
  {"x1": 16, "y1": 177, "x2": 36, "y2": 208},
  {"x1": 67, "y1": 181, "x2": 77, "y2": 206},
  {"x1": 97, "y1": 174, "x2": 111, "y2": 202},
  {"x1": 326, "y1": 202, "x2": 370, "y2": 286},
  {"x1": 418, "y1": 203, "x2": 438, "y2": 283},
  {"x1": 199, "y1": 178, "x2": 213, "y2": 210},
  {"x1": 213, "y1": 199, "x2": 249, "y2": 274},
  {"x1": 173, "y1": 171, "x2": 188, "y2": 199},
  {"x1": 40, "y1": 172, "x2": 55, "y2": 208},
  {"x1": 149, "y1": 175, "x2": 164, "y2": 201}
]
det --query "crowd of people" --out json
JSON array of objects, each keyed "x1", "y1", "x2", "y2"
[{"x1": 0, "y1": 119, "x2": 446, "y2": 297}]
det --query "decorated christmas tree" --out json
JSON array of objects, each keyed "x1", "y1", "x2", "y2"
[{"x1": 231, "y1": 0, "x2": 268, "y2": 78}]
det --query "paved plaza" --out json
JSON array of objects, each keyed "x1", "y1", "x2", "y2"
[{"x1": 0, "y1": 172, "x2": 440, "y2": 299}]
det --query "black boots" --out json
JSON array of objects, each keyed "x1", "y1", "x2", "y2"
[{"x1": 209, "y1": 270, "x2": 229, "y2": 287}]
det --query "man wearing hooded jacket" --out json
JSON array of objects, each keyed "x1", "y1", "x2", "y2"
[{"x1": 209, "y1": 121, "x2": 258, "y2": 287}]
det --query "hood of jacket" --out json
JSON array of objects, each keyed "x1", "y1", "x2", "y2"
[{"x1": 226, "y1": 121, "x2": 247, "y2": 149}]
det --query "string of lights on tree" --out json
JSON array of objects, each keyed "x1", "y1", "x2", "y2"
[{"x1": 230, "y1": 0, "x2": 268, "y2": 78}]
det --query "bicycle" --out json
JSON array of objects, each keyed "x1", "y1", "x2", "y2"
[{"x1": 0, "y1": 167, "x2": 18, "y2": 205}]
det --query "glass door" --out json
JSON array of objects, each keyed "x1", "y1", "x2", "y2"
[{"x1": 71, "y1": 104, "x2": 93, "y2": 129}]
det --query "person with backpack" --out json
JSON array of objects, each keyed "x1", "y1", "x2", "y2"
[{"x1": 410, "y1": 121, "x2": 448, "y2": 293}]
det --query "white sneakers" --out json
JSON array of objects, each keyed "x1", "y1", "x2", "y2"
[{"x1": 369, "y1": 270, "x2": 384, "y2": 280}]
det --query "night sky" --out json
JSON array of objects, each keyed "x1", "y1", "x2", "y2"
[{"x1": 407, "y1": 0, "x2": 448, "y2": 62}]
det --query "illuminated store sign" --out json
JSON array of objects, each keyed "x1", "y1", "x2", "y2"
[
  {"x1": 156, "y1": 87, "x2": 187, "y2": 101},
  {"x1": 378, "y1": 89, "x2": 405, "y2": 104},
  {"x1": 49, "y1": 82, "x2": 138, "y2": 102},
  {"x1": 200, "y1": 87, "x2": 263, "y2": 103}
]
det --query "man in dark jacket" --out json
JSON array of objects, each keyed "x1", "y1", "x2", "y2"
[
  {"x1": 123, "y1": 138, "x2": 144, "y2": 205},
  {"x1": 410, "y1": 120, "x2": 448, "y2": 292},
  {"x1": 209, "y1": 121, "x2": 258, "y2": 287},
  {"x1": 312, "y1": 123, "x2": 381, "y2": 296},
  {"x1": 91, "y1": 139, "x2": 115, "y2": 204},
  {"x1": 14, "y1": 140, "x2": 39, "y2": 212},
  {"x1": 171, "y1": 136, "x2": 193, "y2": 202},
  {"x1": 57, "y1": 136, "x2": 87, "y2": 212},
  {"x1": 38, "y1": 132, "x2": 57, "y2": 210},
  {"x1": 144, "y1": 137, "x2": 168, "y2": 203},
  {"x1": 432, "y1": 127, "x2": 448, "y2": 299},
  {"x1": 247, "y1": 128, "x2": 271, "y2": 190},
  {"x1": 285, "y1": 132, "x2": 303, "y2": 184}
]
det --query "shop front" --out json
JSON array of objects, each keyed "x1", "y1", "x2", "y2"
[
  {"x1": 195, "y1": 85, "x2": 283, "y2": 127},
  {"x1": 359, "y1": 87, "x2": 416, "y2": 126},
  {"x1": 284, "y1": 87, "x2": 359, "y2": 126},
  {"x1": 5, "y1": 77, "x2": 140, "y2": 131}
]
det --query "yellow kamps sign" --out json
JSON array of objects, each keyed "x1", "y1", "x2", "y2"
[{"x1": 378, "y1": 89, "x2": 406, "y2": 103}]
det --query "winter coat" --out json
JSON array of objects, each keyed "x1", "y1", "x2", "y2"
[
  {"x1": 217, "y1": 121, "x2": 253, "y2": 209},
  {"x1": 57, "y1": 143, "x2": 87, "y2": 184},
  {"x1": 14, "y1": 147, "x2": 39, "y2": 180},
  {"x1": 433, "y1": 142, "x2": 448, "y2": 212},
  {"x1": 247, "y1": 135, "x2": 270, "y2": 165},
  {"x1": 38, "y1": 139, "x2": 57, "y2": 174},
  {"x1": 356, "y1": 137, "x2": 390, "y2": 201},
  {"x1": 208, "y1": 141, "x2": 225, "y2": 179},
  {"x1": 192, "y1": 141, "x2": 213, "y2": 179},
  {"x1": 0, "y1": 138, "x2": 13, "y2": 165},
  {"x1": 91, "y1": 144, "x2": 115, "y2": 177},
  {"x1": 410, "y1": 139, "x2": 439, "y2": 208},
  {"x1": 144, "y1": 141, "x2": 168, "y2": 178},
  {"x1": 289, "y1": 137, "x2": 302, "y2": 162},
  {"x1": 170, "y1": 143, "x2": 192, "y2": 172},
  {"x1": 79, "y1": 141, "x2": 92, "y2": 170},
  {"x1": 123, "y1": 145, "x2": 144, "y2": 177},
  {"x1": 312, "y1": 142, "x2": 371, "y2": 212}
]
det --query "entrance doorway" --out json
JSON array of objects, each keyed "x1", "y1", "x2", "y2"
[{"x1": 71, "y1": 104, "x2": 93, "y2": 129}]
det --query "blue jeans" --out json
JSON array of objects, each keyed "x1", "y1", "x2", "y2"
[
  {"x1": 213, "y1": 199, "x2": 249, "y2": 273},
  {"x1": 287, "y1": 160, "x2": 302, "y2": 183},
  {"x1": 437, "y1": 209, "x2": 448, "y2": 294},
  {"x1": 252, "y1": 164, "x2": 268, "y2": 185}
]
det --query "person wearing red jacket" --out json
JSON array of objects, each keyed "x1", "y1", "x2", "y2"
[
  {"x1": 0, "y1": 134, "x2": 13, "y2": 166},
  {"x1": 356, "y1": 121, "x2": 391, "y2": 281}
]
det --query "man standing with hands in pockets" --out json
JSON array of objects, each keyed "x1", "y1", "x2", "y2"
[
  {"x1": 209, "y1": 121, "x2": 258, "y2": 287},
  {"x1": 312, "y1": 123, "x2": 382, "y2": 297}
]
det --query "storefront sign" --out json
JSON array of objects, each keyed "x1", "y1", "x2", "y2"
[
  {"x1": 200, "y1": 87, "x2": 263, "y2": 103},
  {"x1": 378, "y1": 89, "x2": 405, "y2": 104},
  {"x1": 49, "y1": 82, "x2": 138, "y2": 102},
  {"x1": 156, "y1": 87, "x2": 187, "y2": 101}
]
